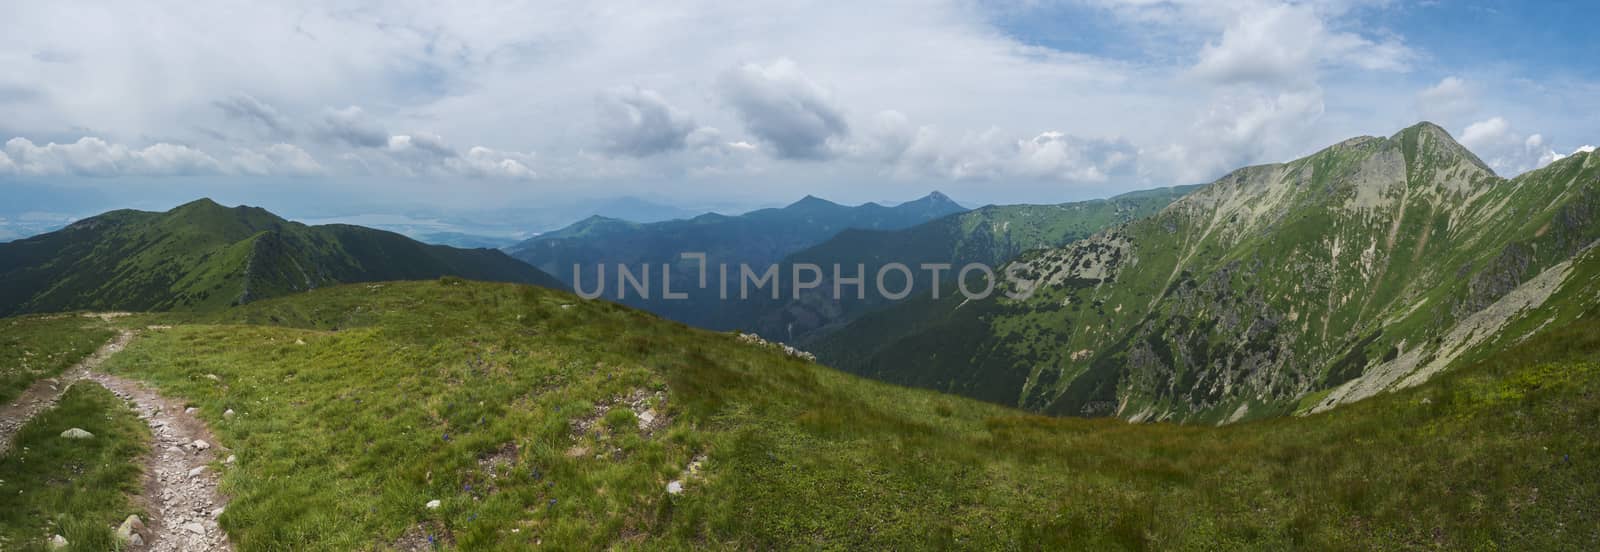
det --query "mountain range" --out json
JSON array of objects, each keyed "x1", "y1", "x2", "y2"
[
  {"x1": 3, "y1": 122, "x2": 1599, "y2": 549},
  {"x1": 3, "y1": 122, "x2": 1594, "y2": 430},
  {"x1": 505, "y1": 191, "x2": 969, "y2": 327},
  {"x1": 0, "y1": 198, "x2": 561, "y2": 316},
  {"x1": 815, "y1": 122, "x2": 1600, "y2": 424},
  {"x1": 729, "y1": 185, "x2": 1200, "y2": 343}
]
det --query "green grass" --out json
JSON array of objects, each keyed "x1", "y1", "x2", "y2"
[
  {"x1": 0, "y1": 383, "x2": 150, "y2": 551},
  {"x1": 0, "y1": 316, "x2": 115, "y2": 404},
  {"x1": 80, "y1": 280, "x2": 1600, "y2": 550}
]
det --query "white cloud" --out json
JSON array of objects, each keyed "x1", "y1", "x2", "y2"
[
  {"x1": 448, "y1": 146, "x2": 537, "y2": 179},
  {"x1": 215, "y1": 94, "x2": 294, "y2": 139},
  {"x1": 595, "y1": 87, "x2": 700, "y2": 157},
  {"x1": 317, "y1": 107, "x2": 390, "y2": 149},
  {"x1": 332, "y1": 130, "x2": 540, "y2": 180},
  {"x1": 852, "y1": 110, "x2": 1137, "y2": 183},
  {"x1": 1141, "y1": 86, "x2": 1327, "y2": 184},
  {"x1": 1416, "y1": 76, "x2": 1474, "y2": 124},
  {"x1": 718, "y1": 58, "x2": 849, "y2": 160},
  {"x1": 0, "y1": 0, "x2": 1588, "y2": 208},
  {"x1": 4, "y1": 137, "x2": 225, "y2": 176},
  {"x1": 1190, "y1": 3, "x2": 1411, "y2": 85},
  {"x1": 231, "y1": 144, "x2": 325, "y2": 176},
  {"x1": 1458, "y1": 117, "x2": 1576, "y2": 175},
  {"x1": 1539, "y1": 144, "x2": 1597, "y2": 167},
  {"x1": 387, "y1": 132, "x2": 456, "y2": 159},
  {"x1": 1, "y1": 137, "x2": 335, "y2": 177}
]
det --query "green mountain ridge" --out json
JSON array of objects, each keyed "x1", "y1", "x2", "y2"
[
  {"x1": 0, "y1": 198, "x2": 562, "y2": 316},
  {"x1": 817, "y1": 122, "x2": 1600, "y2": 424},
  {"x1": 731, "y1": 185, "x2": 1201, "y2": 343},
  {"x1": 506, "y1": 191, "x2": 968, "y2": 328}
]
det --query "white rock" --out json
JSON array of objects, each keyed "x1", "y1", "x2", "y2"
[
  {"x1": 182, "y1": 521, "x2": 205, "y2": 534},
  {"x1": 116, "y1": 514, "x2": 145, "y2": 541},
  {"x1": 225, "y1": 454, "x2": 237, "y2": 465},
  {"x1": 191, "y1": 439, "x2": 210, "y2": 450},
  {"x1": 666, "y1": 480, "x2": 684, "y2": 495},
  {"x1": 223, "y1": 409, "x2": 236, "y2": 419},
  {"x1": 185, "y1": 407, "x2": 198, "y2": 414},
  {"x1": 425, "y1": 499, "x2": 441, "y2": 509},
  {"x1": 189, "y1": 466, "x2": 208, "y2": 478},
  {"x1": 49, "y1": 535, "x2": 68, "y2": 549},
  {"x1": 60, "y1": 428, "x2": 94, "y2": 439}
]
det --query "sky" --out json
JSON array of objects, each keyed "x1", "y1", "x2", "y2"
[{"x1": 1, "y1": 0, "x2": 1597, "y2": 232}]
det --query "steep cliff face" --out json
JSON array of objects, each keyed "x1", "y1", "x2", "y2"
[{"x1": 820, "y1": 123, "x2": 1600, "y2": 423}]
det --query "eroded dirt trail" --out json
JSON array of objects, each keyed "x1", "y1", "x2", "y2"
[
  {"x1": 1, "y1": 326, "x2": 233, "y2": 551},
  {"x1": 0, "y1": 329, "x2": 133, "y2": 455}
]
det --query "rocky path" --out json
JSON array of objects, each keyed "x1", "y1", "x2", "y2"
[
  {"x1": 0, "y1": 328, "x2": 133, "y2": 455},
  {"x1": 88, "y1": 370, "x2": 233, "y2": 551},
  {"x1": 0, "y1": 327, "x2": 233, "y2": 551}
]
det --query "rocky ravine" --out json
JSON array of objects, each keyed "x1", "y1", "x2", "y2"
[{"x1": 0, "y1": 327, "x2": 233, "y2": 551}]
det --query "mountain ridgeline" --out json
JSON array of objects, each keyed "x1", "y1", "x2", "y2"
[
  {"x1": 0, "y1": 198, "x2": 562, "y2": 316},
  {"x1": 732, "y1": 185, "x2": 1200, "y2": 343},
  {"x1": 817, "y1": 122, "x2": 1600, "y2": 424},
  {"x1": 505, "y1": 191, "x2": 969, "y2": 328}
]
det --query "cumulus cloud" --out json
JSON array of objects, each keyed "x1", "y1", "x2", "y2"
[
  {"x1": 230, "y1": 144, "x2": 324, "y2": 176},
  {"x1": 316, "y1": 106, "x2": 390, "y2": 148},
  {"x1": 1139, "y1": 86, "x2": 1327, "y2": 184},
  {"x1": 214, "y1": 94, "x2": 294, "y2": 138},
  {"x1": 342, "y1": 131, "x2": 538, "y2": 180},
  {"x1": 1416, "y1": 77, "x2": 1473, "y2": 124},
  {"x1": 1534, "y1": 143, "x2": 1595, "y2": 168},
  {"x1": 4, "y1": 137, "x2": 225, "y2": 176},
  {"x1": 2, "y1": 0, "x2": 1589, "y2": 207},
  {"x1": 854, "y1": 110, "x2": 1137, "y2": 183},
  {"x1": 1190, "y1": 3, "x2": 1411, "y2": 85},
  {"x1": 387, "y1": 132, "x2": 456, "y2": 159},
  {"x1": 718, "y1": 59, "x2": 849, "y2": 160},
  {"x1": 1458, "y1": 117, "x2": 1578, "y2": 175},
  {"x1": 0, "y1": 137, "x2": 335, "y2": 177},
  {"x1": 595, "y1": 88, "x2": 700, "y2": 157},
  {"x1": 449, "y1": 146, "x2": 537, "y2": 179}
]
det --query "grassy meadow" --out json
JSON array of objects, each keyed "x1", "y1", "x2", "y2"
[
  {"x1": 51, "y1": 279, "x2": 1593, "y2": 550},
  {"x1": 0, "y1": 315, "x2": 115, "y2": 404},
  {"x1": 0, "y1": 383, "x2": 150, "y2": 551}
]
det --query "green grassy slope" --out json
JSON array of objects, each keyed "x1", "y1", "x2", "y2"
[
  {"x1": 58, "y1": 279, "x2": 1600, "y2": 550},
  {"x1": 0, "y1": 316, "x2": 115, "y2": 404},
  {"x1": 731, "y1": 185, "x2": 1199, "y2": 343},
  {"x1": 0, "y1": 383, "x2": 150, "y2": 551},
  {"x1": 818, "y1": 123, "x2": 1600, "y2": 423},
  {"x1": 0, "y1": 199, "x2": 562, "y2": 316}
]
